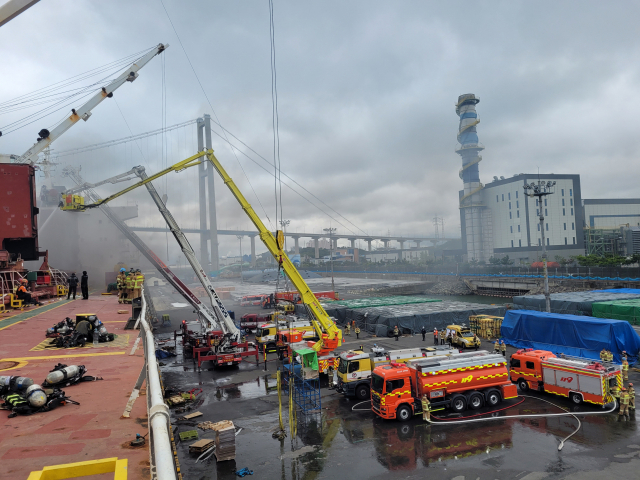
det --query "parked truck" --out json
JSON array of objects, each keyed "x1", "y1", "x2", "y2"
[
  {"x1": 371, "y1": 351, "x2": 517, "y2": 421},
  {"x1": 255, "y1": 319, "x2": 318, "y2": 352},
  {"x1": 239, "y1": 313, "x2": 271, "y2": 333},
  {"x1": 336, "y1": 345, "x2": 457, "y2": 400},
  {"x1": 509, "y1": 349, "x2": 620, "y2": 405}
]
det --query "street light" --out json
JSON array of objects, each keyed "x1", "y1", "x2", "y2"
[
  {"x1": 236, "y1": 235, "x2": 244, "y2": 284},
  {"x1": 523, "y1": 180, "x2": 556, "y2": 313},
  {"x1": 323, "y1": 227, "x2": 337, "y2": 293}
]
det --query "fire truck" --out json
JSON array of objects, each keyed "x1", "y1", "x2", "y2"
[
  {"x1": 509, "y1": 349, "x2": 621, "y2": 405},
  {"x1": 336, "y1": 345, "x2": 457, "y2": 400},
  {"x1": 371, "y1": 351, "x2": 517, "y2": 421}
]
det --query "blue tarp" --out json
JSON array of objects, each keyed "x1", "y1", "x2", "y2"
[
  {"x1": 592, "y1": 289, "x2": 640, "y2": 294},
  {"x1": 500, "y1": 310, "x2": 640, "y2": 364}
]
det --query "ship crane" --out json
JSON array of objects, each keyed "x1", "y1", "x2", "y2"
[{"x1": 12, "y1": 43, "x2": 168, "y2": 165}]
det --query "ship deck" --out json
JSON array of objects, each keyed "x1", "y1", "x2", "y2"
[{"x1": 0, "y1": 294, "x2": 150, "y2": 479}]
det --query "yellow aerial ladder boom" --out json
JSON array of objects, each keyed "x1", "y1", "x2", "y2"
[
  {"x1": 204, "y1": 149, "x2": 342, "y2": 354},
  {"x1": 81, "y1": 151, "x2": 207, "y2": 209}
]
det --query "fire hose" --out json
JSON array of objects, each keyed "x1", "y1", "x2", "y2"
[{"x1": 350, "y1": 395, "x2": 618, "y2": 451}]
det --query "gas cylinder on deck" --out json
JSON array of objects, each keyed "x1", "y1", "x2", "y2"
[
  {"x1": 44, "y1": 365, "x2": 80, "y2": 386},
  {"x1": 25, "y1": 384, "x2": 47, "y2": 407},
  {"x1": 0, "y1": 376, "x2": 34, "y2": 395}
]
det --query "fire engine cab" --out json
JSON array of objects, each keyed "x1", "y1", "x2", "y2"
[{"x1": 510, "y1": 349, "x2": 621, "y2": 405}]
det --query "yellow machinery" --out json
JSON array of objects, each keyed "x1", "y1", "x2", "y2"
[
  {"x1": 60, "y1": 194, "x2": 85, "y2": 211},
  {"x1": 74, "y1": 149, "x2": 342, "y2": 359},
  {"x1": 204, "y1": 149, "x2": 342, "y2": 357}
]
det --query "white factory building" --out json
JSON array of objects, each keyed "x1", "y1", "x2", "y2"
[
  {"x1": 459, "y1": 174, "x2": 585, "y2": 263},
  {"x1": 458, "y1": 175, "x2": 640, "y2": 263},
  {"x1": 455, "y1": 93, "x2": 640, "y2": 263}
]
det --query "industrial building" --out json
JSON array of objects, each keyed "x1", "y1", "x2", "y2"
[{"x1": 456, "y1": 94, "x2": 640, "y2": 263}]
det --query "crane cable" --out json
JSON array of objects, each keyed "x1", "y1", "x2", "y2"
[{"x1": 158, "y1": 0, "x2": 274, "y2": 231}]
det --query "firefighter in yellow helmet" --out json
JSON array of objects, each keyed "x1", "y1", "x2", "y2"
[
  {"x1": 116, "y1": 268, "x2": 127, "y2": 304},
  {"x1": 132, "y1": 269, "x2": 145, "y2": 300},
  {"x1": 619, "y1": 387, "x2": 630, "y2": 418},
  {"x1": 421, "y1": 394, "x2": 432, "y2": 423},
  {"x1": 622, "y1": 358, "x2": 629, "y2": 381}
]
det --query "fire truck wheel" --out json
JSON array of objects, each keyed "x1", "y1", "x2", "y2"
[
  {"x1": 517, "y1": 379, "x2": 529, "y2": 391},
  {"x1": 396, "y1": 404, "x2": 412, "y2": 422},
  {"x1": 468, "y1": 392, "x2": 484, "y2": 409},
  {"x1": 245, "y1": 328, "x2": 251, "y2": 334},
  {"x1": 355, "y1": 384, "x2": 370, "y2": 401},
  {"x1": 486, "y1": 389, "x2": 501, "y2": 406},
  {"x1": 450, "y1": 394, "x2": 467, "y2": 412},
  {"x1": 569, "y1": 392, "x2": 583, "y2": 405}
]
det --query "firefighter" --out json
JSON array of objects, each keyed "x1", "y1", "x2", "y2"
[
  {"x1": 619, "y1": 387, "x2": 630, "y2": 418},
  {"x1": 622, "y1": 358, "x2": 629, "y2": 381},
  {"x1": 67, "y1": 273, "x2": 78, "y2": 300},
  {"x1": 355, "y1": 325, "x2": 360, "y2": 339},
  {"x1": 124, "y1": 272, "x2": 134, "y2": 303},
  {"x1": 433, "y1": 328, "x2": 438, "y2": 345},
  {"x1": 494, "y1": 340, "x2": 500, "y2": 354},
  {"x1": 608, "y1": 350, "x2": 614, "y2": 362},
  {"x1": 629, "y1": 383, "x2": 635, "y2": 410},
  {"x1": 622, "y1": 351, "x2": 628, "y2": 362},
  {"x1": 487, "y1": 327, "x2": 493, "y2": 341},
  {"x1": 421, "y1": 394, "x2": 431, "y2": 423},
  {"x1": 611, "y1": 383, "x2": 621, "y2": 406},
  {"x1": 421, "y1": 325, "x2": 426, "y2": 341},
  {"x1": 393, "y1": 325, "x2": 399, "y2": 341},
  {"x1": 132, "y1": 269, "x2": 144, "y2": 300},
  {"x1": 501, "y1": 340, "x2": 507, "y2": 357},
  {"x1": 345, "y1": 323, "x2": 351, "y2": 336},
  {"x1": 440, "y1": 329, "x2": 446, "y2": 345},
  {"x1": 116, "y1": 268, "x2": 127, "y2": 304},
  {"x1": 80, "y1": 271, "x2": 89, "y2": 300},
  {"x1": 212, "y1": 336, "x2": 220, "y2": 353},
  {"x1": 600, "y1": 349, "x2": 606, "y2": 362}
]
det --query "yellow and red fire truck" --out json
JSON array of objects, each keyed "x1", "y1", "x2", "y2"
[
  {"x1": 509, "y1": 349, "x2": 621, "y2": 405},
  {"x1": 371, "y1": 351, "x2": 517, "y2": 421}
]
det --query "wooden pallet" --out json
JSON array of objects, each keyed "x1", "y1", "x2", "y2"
[{"x1": 189, "y1": 438, "x2": 214, "y2": 453}]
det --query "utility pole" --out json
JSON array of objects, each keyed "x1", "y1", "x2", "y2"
[
  {"x1": 237, "y1": 235, "x2": 243, "y2": 284},
  {"x1": 524, "y1": 180, "x2": 556, "y2": 313},
  {"x1": 324, "y1": 227, "x2": 336, "y2": 293}
]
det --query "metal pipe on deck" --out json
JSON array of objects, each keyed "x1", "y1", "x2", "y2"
[{"x1": 140, "y1": 287, "x2": 177, "y2": 480}]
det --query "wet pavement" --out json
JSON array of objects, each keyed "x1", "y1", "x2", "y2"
[{"x1": 149, "y1": 284, "x2": 640, "y2": 480}]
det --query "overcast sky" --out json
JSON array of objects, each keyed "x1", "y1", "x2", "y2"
[{"x1": 2, "y1": 1, "x2": 639, "y2": 262}]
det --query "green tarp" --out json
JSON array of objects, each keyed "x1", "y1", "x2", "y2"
[
  {"x1": 592, "y1": 299, "x2": 640, "y2": 325},
  {"x1": 292, "y1": 347, "x2": 318, "y2": 370},
  {"x1": 321, "y1": 295, "x2": 442, "y2": 310}
]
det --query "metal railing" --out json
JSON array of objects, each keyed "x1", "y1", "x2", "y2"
[{"x1": 139, "y1": 287, "x2": 177, "y2": 480}]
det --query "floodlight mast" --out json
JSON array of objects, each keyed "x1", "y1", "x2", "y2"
[{"x1": 523, "y1": 180, "x2": 556, "y2": 313}]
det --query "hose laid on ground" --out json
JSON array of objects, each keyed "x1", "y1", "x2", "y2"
[
  {"x1": 351, "y1": 400, "x2": 372, "y2": 411},
  {"x1": 351, "y1": 396, "x2": 617, "y2": 451},
  {"x1": 427, "y1": 395, "x2": 617, "y2": 451}
]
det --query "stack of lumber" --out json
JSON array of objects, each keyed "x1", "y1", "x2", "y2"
[
  {"x1": 189, "y1": 438, "x2": 214, "y2": 454},
  {"x1": 211, "y1": 420, "x2": 235, "y2": 461}
]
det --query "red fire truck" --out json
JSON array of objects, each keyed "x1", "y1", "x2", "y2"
[
  {"x1": 509, "y1": 349, "x2": 621, "y2": 405},
  {"x1": 371, "y1": 351, "x2": 517, "y2": 421}
]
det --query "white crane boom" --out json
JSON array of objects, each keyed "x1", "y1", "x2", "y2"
[
  {"x1": 14, "y1": 43, "x2": 168, "y2": 165},
  {"x1": 62, "y1": 166, "x2": 140, "y2": 196},
  {"x1": 0, "y1": 0, "x2": 40, "y2": 27},
  {"x1": 133, "y1": 166, "x2": 240, "y2": 341}
]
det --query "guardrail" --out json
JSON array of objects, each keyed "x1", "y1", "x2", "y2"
[
  {"x1": 308, "y1": 270, "x2": 640, "y2": 282},
  {"x1": 140, "y1": 287, "x2": 177, "y2": 480}
]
